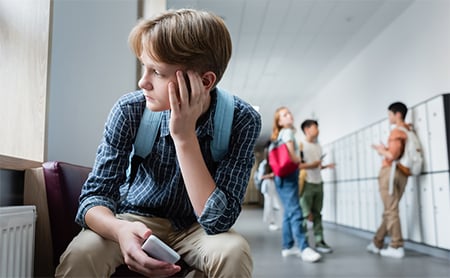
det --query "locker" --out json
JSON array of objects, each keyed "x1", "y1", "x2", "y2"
[
  {"x1": 366, "y1": 179, "x2": 377, "y2": 232},
  {"x1": 322, "y1": 182, "x2": 330, "y2": 222},
  {"x1": 359, "y1": 180, "x2": 369, "y2": 231},
  {"x1": 403, "y1": 177, "x2": 422, "y2": 243},
  {"x1": 329, "y1": 181, "x2": 337, "y2": 223},
  {"x1": 412, "y1": 103, "x2": 432, "y2": 173},
  {"x1": 371, "y1": 124, "x2": 382, "y2": 178},
  {"x1": 351, "y1": 181, "x2": 361, "y2": 229},
  {"x1": 341, "y1": 138, "x2": 350, "y2": 181},
  {"x1": 356, "y1": 131, "x2": 367, "y2": 179},
  {"x1": 349, "y1": 134, "x2": 358, "y2": 181},
  {"x1": 427, "y1": 96, "x2": 449, "y2": 172},
  {"x1": 374, "y1": 179, "x2": 384, "y2": 230},
  {"x1": 399, "y1": 192, "x2": 408, "y2": 240},
  {"x1": 364, "y1": 128, "x2": 376, "y2": 178},
  {"x1": 431, "y1": 172, "x2": 450, "y2": 249},
  {"x1": 334, "y1": 140, "x2": 343, "y2": 182},
  {"x1": 418, "y1": 175, "x2": 437, "y2": 246},
  {"x1": 379, "y1": 118, "x2": 390, "y2": 146}
]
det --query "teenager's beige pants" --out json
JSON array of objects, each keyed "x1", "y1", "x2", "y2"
[
  {"x1": 373, "y1": 166, "x2": 408, "y2": 249},
  {"x1": 55, "y1": 213, "x2": 253, "y2": 277}
]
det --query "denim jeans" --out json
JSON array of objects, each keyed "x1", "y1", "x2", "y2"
[{"x1": 274, "y1": 170, "x2": 308, "y2": 251}]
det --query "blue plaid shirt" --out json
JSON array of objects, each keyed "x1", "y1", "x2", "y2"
[{"x1": 76, "y1": 89, "x2": 261, "y2": 235}]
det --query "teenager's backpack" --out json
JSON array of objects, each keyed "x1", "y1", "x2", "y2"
[
  {"x1": 127, "y1": 88, "x2": 235, "y2": 185},
  {"x1": 253, "y1": 159, "x2": 267, "y2": 191},
  {"x1": 397, "y1": 126, "x2": 423, "y2": 176}
]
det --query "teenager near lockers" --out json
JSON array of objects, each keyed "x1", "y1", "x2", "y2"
[
  {"x1": 367, "y1": 102, "x2": 410, "y2": 259},
  {"x1": 299, "y1": 120, "x2": 335, "y2": 254}
]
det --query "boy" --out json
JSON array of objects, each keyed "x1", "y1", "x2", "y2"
[
  {"x1": 299, "y1": 120, "x2": 335, "y2": 253},
  {"x1": 367, "y1": 102, "x2": 410, "y2": 259},
  {"x1": 55, "y1": 9, "x2": 261, "y2": 277}
]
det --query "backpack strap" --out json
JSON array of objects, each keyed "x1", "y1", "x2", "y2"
[
  {"x1": 134, "y1": 108, "x2": 163, "y2": 158},
  {"x1": 210, "y1": 88, "x2": 234, "y2": 161},
  {"x1": 127, "y1": 108, "x2": 162, "y2": 186}
]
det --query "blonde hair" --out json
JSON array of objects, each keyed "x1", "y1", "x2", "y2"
[
  {"x1": 271, "y1": 106, "x2": 289, "y2": 141},
  {"x1": 128, "y1": 9, "x2": 232, "y2": 87}
]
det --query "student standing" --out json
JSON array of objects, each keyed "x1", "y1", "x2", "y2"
[
  {"x1": 270, "y1": 107, "x2": 321, "y2": 263},
  {"x1": 254, "y1": 142, "x2": 283, "y2": 231},
  {"x1": 299, "y1": 120, "x2": 335, "y2": 253},
  {"x1": 55, "y1": 9, "x2": 261, "y2": 277},
  {"x1": 367, "y1": 102, "x2": 410, "y2": 259}
]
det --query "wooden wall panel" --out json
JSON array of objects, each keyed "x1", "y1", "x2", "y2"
[{"x1": 0, "y1": 0, "x2": 51, "y2": 162}]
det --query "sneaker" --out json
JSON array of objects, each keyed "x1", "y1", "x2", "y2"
[
  {"x1": 268, "y1": 224, "x2": 280, "y2": 231},
  {"x1": 281, "y1": 246, "x2": 301, "y2": 257},
  {"x1": 380, "y1": 246, "x2": 405, "y2": 259},
  {"x1": 301, "y1": 247, "x2": 321, "y2": 263},
  {"x1": 315, "y1": 241, "x2": 332, "y2": 253},
  {"x1": 366, "y1": 242, "x2": 380, "y2": 254}
]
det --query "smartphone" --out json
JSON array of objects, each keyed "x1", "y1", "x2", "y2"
[
  {"x1": 142, "y1": 235, "x2": 180, "y2": 264},
  {"x1": 320, "y1": 153, "x2": 327, "y2": 160}
]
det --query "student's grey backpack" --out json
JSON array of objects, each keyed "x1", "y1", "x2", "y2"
[
  {"x1": 388, "y1": 125, "x2": 423, "y2": 195},
  {"x1": 396, "y1": 126, "x2": 423, "y2": 176},
  {"x1": 127, "y1": 88, "x2": 235, "y2": 185}
]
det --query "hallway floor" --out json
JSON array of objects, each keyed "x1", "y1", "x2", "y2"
[{"x1": 233, "y1": 206, "x2": 450, "y2": 278}]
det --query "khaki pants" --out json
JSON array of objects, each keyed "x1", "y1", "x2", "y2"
[
  {"x1": 373, "y1": 167, "x2": 408, "y2": 249},
  {"x1": 55, "y1": 213, "x2": 253, "y2": 278}
]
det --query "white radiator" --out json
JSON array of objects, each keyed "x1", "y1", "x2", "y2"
[{"x1": 0, "y1": 205, "x2": 36, "y2": 278}]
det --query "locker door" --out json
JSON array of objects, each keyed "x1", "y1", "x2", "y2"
[
  {"x1": 367, "y1": 179, "x2": 377, "y2": 232},
  {"x1": 342, "y1": 136, "x2": 351, "y2": 180},
  {"x1": 431, "y1": 172, "x2": 450, "y2": 249},
  {"x1": 404, "y1": 177, "x2": 422, "y2": 243},
  {"x1": 322, "y1": 182, "x2": 331, "y2": 222},
  {"x1": 351, "y1": 181, "x2": 361, "y2": 229},
  {"x1": 419, "y1": 175, "x2": 437, "y2": 246},
  {"x1": 349, "y1": 134, "x2": 358, "y2": 181},
  {"x1": 399, "y1": 192, "x2": 408, "y2": 240},
  {"x1": 374, "y1": 179, "x2": 383, "y2": 229},
  {"x1": 359, "y1": 180, "x2": 369, "y2": 231},
  {"x1": 427, "y1": 96, "x2": 449, "y2": 172},
  {"x1": 364, "y1": 128, "x2": 376, "y2": 178},
  {"x1": 412, "y1": 103, "x2": 432, "y2": 173},
  {"x1": 372, "y1": 124, "x2": 382, "y2": 177},
  {"x1": 329, "y1": 181, "x2": 337, "y2": 223},
  {"x1": 379, "y1": 118, "x2": 390, "y2": 146},
  {"x1": 357, "y1": 131, "x2": 367, "y2": 179},
  {"x1": 334, "y1": 140, "x2": 343, "y2": 182}
]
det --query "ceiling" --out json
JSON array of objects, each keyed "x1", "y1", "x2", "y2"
[{"x1": 166, "y1": 0, "x2": 413, "y2": 147}]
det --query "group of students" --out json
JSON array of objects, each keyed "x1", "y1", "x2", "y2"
[
  {"x1": 52, "y1": 7, "x2": 413, "y2": 278},
  {"x1": 254, "y1": 107, "x2": 335, "y2": 263},
  {"x1": 255, "y1": 101, "x2": 413, "y2": 264}
]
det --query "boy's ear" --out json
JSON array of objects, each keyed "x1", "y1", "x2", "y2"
[{"x1": 201, "y1": 71, "x2": 217, "y2": 91}]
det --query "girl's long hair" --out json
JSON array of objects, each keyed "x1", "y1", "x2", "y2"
[{"x1": 271, "y1": 106, "x2": 288, "y2": 141}]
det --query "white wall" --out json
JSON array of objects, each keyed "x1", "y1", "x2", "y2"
[
  {"x1": 47, "y1": 0, "x2": 139, "y2": 166},
  {"x1": 296, "y1": 0, "x2": 450, "y2": 144}
]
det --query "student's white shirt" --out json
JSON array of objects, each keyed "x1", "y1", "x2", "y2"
[{"x1": 301, "y1": 139, "x2": 323, "y2": 184}]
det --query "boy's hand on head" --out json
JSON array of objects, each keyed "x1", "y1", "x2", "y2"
[
  {"x1": 117, "y1": 221, "x2": 181, "y2": 277},
  {"x1": 168, "y1": 70, "x2": 210, "y2": 142}
]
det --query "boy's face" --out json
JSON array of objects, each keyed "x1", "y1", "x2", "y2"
[
  {"x1": 305, "y1": 124, "x2": 319, "y2": 138},
  {"x1": 388, "y1": 110, "x2": 400, "y2": 124},
  {"x1": 138, "y1": 50, "x2": 183, "y2": 112}
]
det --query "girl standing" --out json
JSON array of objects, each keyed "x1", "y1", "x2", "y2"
[{"x1": 270, "y1": 107, "x2": 321, "y2": 263}]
